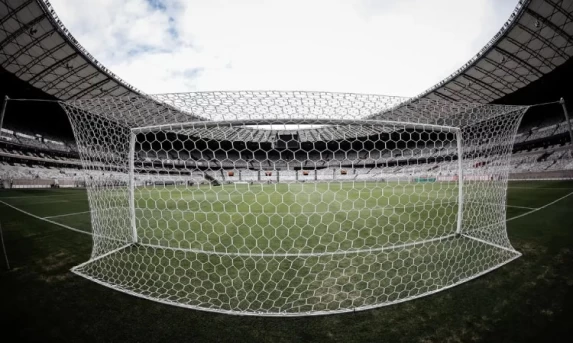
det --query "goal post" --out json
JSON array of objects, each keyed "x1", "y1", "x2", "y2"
[
  {"x1": 128, "y1": 132, "x2": 138, "y2": 244},
  {"x1": 59, "y1": 92, "x2": 529, "y2": 316},
  {"x1": 456, "y1": 128, "x2": 464, "y2": 236}
]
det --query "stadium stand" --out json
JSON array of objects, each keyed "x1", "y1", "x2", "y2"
[
  {"x1": 1, "y1": 0, "x2": 573, "y2": 187},
  {"x1": 2, "y1": 115, "x2": 571, "y2": 188}
]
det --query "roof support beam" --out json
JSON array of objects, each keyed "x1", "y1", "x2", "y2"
[
  {"x1": 117, "y1": 90, "x2": 131, "y2": 97},
  {"x1": 26, "y1": 52, "x2": 78, "y2": 83},
  {"x1": 436, "y1": 87, "x2": 474, "y2": 102},
  {"x1": 482, "y1": 56, "x2": 532, "y2": 85},
  {"x1": 0, "y1": 13, "x2": 47, "y2": 50},
  {"x1": 427, "y1": 91, "x2": 457, "y2": 102},
  {"x1": 98, "y1": 84, "x2": 122, "y2": 97},
  {"x1": 42, "y1": 62, "x2": 88, "y2": 91},
  {"x1": 69, "y1": 78, "x2": 113, "y2": 99},
  {"x1": 472, "y1": 65, "x2": 516, "y2": 93},
  {"x1": 494, "y1": 46, "x2": 544, "y2": 77},
  {"x1": 525, "y1": 7, "x2": 573, "y2": 45},
  {"x1": 2, "y1": 29, "x2": 57, "y2": 67},
  {"x1": 505, "y1": 35, "x2": 557, "y2": 68},
  {"x1": 14, "y1": 41, "x2": 68, "y2": 77},
  {"x1": 53, "y1": 70, "x2": 100, "y2": 98},
  {"x1": 515, "y1": 22, "x2": 569, "y2": 60},
  {"x1": 451, "y1": 79, "x2": 495, "y2": 102},
  {"x1": 545, "y1": 0, "x2": 573, "y2": 30},
  {"x1": 0, "y1": 0, "x2": 35, "y2": 27},
  {"x1": 462, "y1": 73, "x2": 508, "y2": 98}
]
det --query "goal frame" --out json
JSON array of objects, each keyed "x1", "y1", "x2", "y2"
[
  {"x1": 127, "y1": 118, "x2": 465, "y2": 246},
  {"x1": 57, "y1": 91, "x2": 529, "y2": 316}
]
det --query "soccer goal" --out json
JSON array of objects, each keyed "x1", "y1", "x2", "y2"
[{"x1": 61, "y1": 92, "x2": 528, "y2": 316}]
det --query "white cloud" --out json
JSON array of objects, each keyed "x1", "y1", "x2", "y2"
[{"x1": 48, "y1": 0, "x2": 519, "y2": 96}]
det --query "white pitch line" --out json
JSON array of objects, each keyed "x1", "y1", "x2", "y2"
[
  {"x1": 508, "y1": 187, "x2": 573, "y2": 190},
  {"x1": 1, "y1": 190, "x2": 572, "y2": 239},
  {"x1": 0, "y1": 193, "x2": 86, "y2": 199},
  {"x1": 21, "y1": 200, "x2": 70, "y2": 205},
  {"x1": 136, "y1": 201, "x2": 459, "y2": 215},
  {"x1": 506, "y1": 204, "x2": 538, "y2": 210},
  {"x1": 0, "y1": 200, "x2": 92, "y2": 236},
  {"x1": 467, "y1": 201, "x2": 538, "y2": 210},
  {"x1": 141, "y1": 234, "x2": 458, "y2": 257},
  {"x1": 43, "y1": 210, "x2": 92, "y2": 219},
  {"x1": 506, "y1": 191, "x2": 573, "y2": 222}
]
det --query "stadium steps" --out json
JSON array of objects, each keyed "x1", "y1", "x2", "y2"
[
  {"x1": 544, "y1": 160, "x2": 557, "y2": 170},
  {"x1": 537, "y1": 150, "x2": 554, "y2": 162}
]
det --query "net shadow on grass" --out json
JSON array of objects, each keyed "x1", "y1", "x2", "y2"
[{"x1": 73, "y1": 236, "x2": 519, "y2": 316}]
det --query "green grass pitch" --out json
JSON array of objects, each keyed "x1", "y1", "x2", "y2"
[
  {"x1": 134, "y1": 181, "x2": 459, "y2": 254},
  {"x1": 1, "y1": 180, "x2": 573, "y2": 342},
  {"x1": 74, "y1": 181, "x2": 471, "y2": 315}
]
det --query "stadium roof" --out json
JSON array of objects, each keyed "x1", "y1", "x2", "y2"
[
  {"x1": 371, "y1": 0, "x2": 573, "y2": 119},
  {"x1": 0, "y1": 0, "x2": 199, "y2": 121},
  {"x1": 1, "y1": 0, "x2": 572, "y2": 141},
  {"x1": 0, "y1": 0, "x2": 142, "y2": 99},
  {"x1": 415, "y1": 0, "x2": 573, "y2": 103}
]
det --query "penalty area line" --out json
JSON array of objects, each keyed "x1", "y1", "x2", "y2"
[
  {"x1": 0, "y1": 193, "x2": 87, "y2": 199},
  {"x1": 467, "y1": 200, "x2": 538, "y2": 210},
  {"x1": 0, "y1": 200, "x2": 92, "y2": 236},
  {"x1": 505, "y1": 204, "x2": 538, "y2": 210},
  {"x1": 19, "y1": 200, "x2": 70, "y2": 205},
  {"x1": 506, "y1": 191, "x2": 573, "y2": 222},
  {"x1": 43, "y1": 210, "x2": 92, "y2": 219},
  {"x1": 2, "y1": 191, "x2": 572, "y2": 238}
]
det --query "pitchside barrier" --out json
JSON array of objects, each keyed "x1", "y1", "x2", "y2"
[
  {"x1": 1, "y1": 178, "x2": 85, "y2": 189},
  {"x1": 509, "y1": 170, "x2": 573, "y2": 180}
]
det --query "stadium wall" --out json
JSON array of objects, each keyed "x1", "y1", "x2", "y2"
[{"x1": 509, "y1": 170, "x2": 573, "y2": 180}]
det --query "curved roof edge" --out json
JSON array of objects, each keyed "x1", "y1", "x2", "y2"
[
  {"x1": 412, "y1": 0, "x2": 530, "y2": 102},
  {"x1": 0, "y1": 0, "x2": 205, "y2": 120},
  {"x1": 372, "y1": 0, "x2": 573, "y2": 118},
  {"x1": 38, "y1": 0, "x2": 145, "y2": 97},
  {"x1": 2, "y1": 0, "x2": 571, "y2": 127}
]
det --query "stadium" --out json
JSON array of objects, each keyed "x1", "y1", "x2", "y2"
[{"x1": 1, "y1": 0, "x2": 573, "y2": 341}]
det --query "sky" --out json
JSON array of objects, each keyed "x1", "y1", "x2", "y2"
[{"x1": 48, "y1": 0, "x2": 519, "y2": 97}]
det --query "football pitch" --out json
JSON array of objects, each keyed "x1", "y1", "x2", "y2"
[
  {"x1": 133, "y1": 181, "x2": 459, "y2": 254},
  {"x1": 1, "y1": 180, "x2": 573, "y2": 341},
  {"x1": 72, "y1": 181, "x2": 513, "y2": 315}
]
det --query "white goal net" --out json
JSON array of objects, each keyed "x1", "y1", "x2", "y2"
[{"x1": 61, "y1": 92, "x2": 528, "y2": 316}]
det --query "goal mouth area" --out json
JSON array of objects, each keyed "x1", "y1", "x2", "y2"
[
  {"x1": 71, "y1": 235, "x2": 520, "y2": 316},
  {"x1": 128, "y1": 179, "x2": 466, "y2": 254}
]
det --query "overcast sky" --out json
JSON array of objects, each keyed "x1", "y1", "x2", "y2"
[{"x1": 48, "y1": 0, "x2": 519, "y2": 96}]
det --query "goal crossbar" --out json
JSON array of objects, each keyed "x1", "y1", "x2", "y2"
[{"x1": 131, "y1": 119, "x2": 460, "y2": 134}]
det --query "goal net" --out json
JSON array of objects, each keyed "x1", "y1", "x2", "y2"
[{"x1": 61, "y1": 92, "x2": 528, "y2": 316}]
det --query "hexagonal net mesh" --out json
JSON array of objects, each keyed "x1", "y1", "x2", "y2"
[{"x1": 60, "y1": 91, "x2": 529, "y2": 316}]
